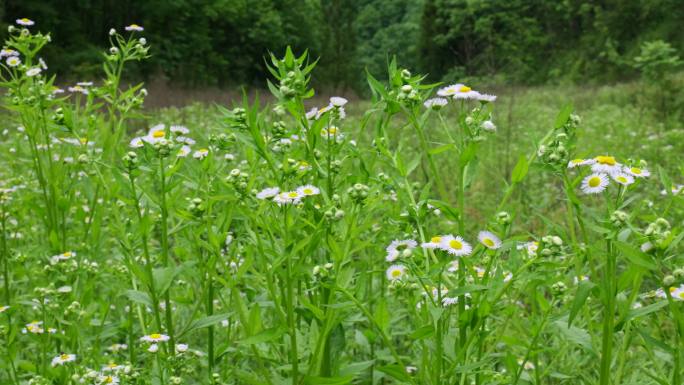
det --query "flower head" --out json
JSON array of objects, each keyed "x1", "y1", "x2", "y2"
[
  {"x1": 385, "y1": 239, "x2": 417, "y2": 262},
  {"x1": 424, "y1": 97, "x2": 448, "y2": 110},
  {"x1": 193, "y1": 148, "x2": 209, "y2": 160},
  {"x1": 51, "y1": 353, "x2": 76, "y2": 367},
  {"x1": 567, "y1": 158, "x2": 595, "y2": 168},
  {"x1": 5, "y1": 56, "x2": 21, "y2": 67},
  {"x1": 421, "y1": 235, "x2": 444, "y2": 249},
  {"x1": 478, "y1": 231, "x2": 502, "y2": 249},
  {"x1": 256, "y1": 187, "x2": 280, "y2": 200},
  {"x1": 581, "y1": 173, "x2": 609, "y2": 194},
  {"x1": 296, "y1": 185, "x2": 320, "y2": 197},
  {"x1": 16, "y1": 18, "x2": 35, "y2": 26},
  {"x1": 591, "y1": 156, "x2": 621, "y2": 174},
  {"x1": 624, "y1": 166, "x2": 650, "y2": 178},
  {"x1": 611, "y1": 173, "x2": 634, "y2": 186},
  {"x1": 141, "y1": 333, "x2": 170, "y2": 343},
  {"x1": 386, "y1": 264, "x2": 407, "y2": 281},
  {"x1": 125, "y1": 24, "x2": 144, "y2": 32},
  {"x1": 439, "y1": 235, "x2": 473, "y2": 256}
]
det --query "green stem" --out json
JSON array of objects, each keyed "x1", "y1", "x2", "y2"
[{"x1": 158, "y1": 156, "x2": 175, "y2": 349}]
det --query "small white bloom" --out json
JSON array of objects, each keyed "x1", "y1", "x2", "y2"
[
  {"x1": 438, "y1": 235, "x2": 473, "y2": 256},
  {"x1": 481, "y1": 120, "x2": 496, "y2": 132},
  {"x1": 125, "y1": 24, "x2": 144, "y2": 32},
  {"x1": 25, "y1": 67, "x2": 42, "y2": 77},
  {"x1": 611, "y1": 172, "x2": 634, "y2": 186},
  {"x1": 177, "y1": 145, "x2": 191, "y2": 157},
  {"x1": 386, "y1": 264, "x2": 407, "y2": 281},
  {"x1": 581, "y1": 173, "x2": 609, "y2": 194},
  {"x1": 385, "y1": 239, "x2": 418, "y2": 262},
  {"x1": 330, "y1": 96, "x2": 348, "y2": 107},
  {"x1": 5, "y1": 56, "x2": 21, "y2": 67},
  {"x1": 16, "y1": 18, "x2": 35, "y2": 26},
  {"x1": 478, "y1": 231, "x2": 502, "y2": 249},
  {"x1": 193, "y1": 148, "x2": 209, "y2": 160},
  {"x1": 256, "y1": 187, "x2": 280, "y2": 200},
  {"x1": 147, "y1": 344, "x2": 159, "y2": 353},
  {"x1": 51, "y1": 353, "x2": 76, "y2": 367},
  {"x1": 176, "y1": 344, "x2": 189, "y2": 353},
  {"x1": 296, "y1": 185, "x2": 320, "y2": 197},
  {"x1": 140, "y1": 333, "x2": 170, "y2": 343},
  {"x1": 424, "y1": 97, "x2": 448, "y2": 110}
]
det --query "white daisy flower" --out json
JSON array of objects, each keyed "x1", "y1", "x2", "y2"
[
  {"x1": 170, "y1": 125, "x2": 189, "y2": 134},
  {"x1": 624, "y1": 166, "x2": 650, "y2": 178},
  {"x1": 481, "y1": 120, "x2": 496, "y2": 132},
  {"x1": 193, "y1": 148, "x2": 209, "y2": 159},
  {"x1": 330, "y1": 96, "x2": 348, "y2": 107},
  {"x1": 16, "y1": 18, "x2": 35, "y2": 26},
  {"x1": 424, "y1": 97, "x2": 448, "y2": 110},
  {"x1": 672, "y1": 286, "x2": 684, "y2": 301},
  {"x1": 98, "y1": 375, "x2": 120, "y2": 384},
  {"x1": 305, "y1": 107, "x2": 319, "y2": 120},
  {"x1": 25, "y1": 67, "x2": 41, "y2": 77},
  {"x1": 475, "y1": 93, "x2": 497, "y2": 102},
  {"x1": 296, "y1": 185, "x2": 320, "y2": 197},
  {"x1": 129, "y1": 137, "x2": 144, "y2": 148},
  {"x1": 611, "y1": 173, "x2": 634, "y2": 186},
  {"x1": 102, "y1": 363, "x2": 124, "y2": 372},
  {"x1": 0, "y1": 49, "x2": 18, "y2": 57},
  {"x1": 68, "y1": 85, "x2": 89, "y2": 95},
  {"x1": 439, "y1": 235, "x2": 473, "y2": 256},
  {"x1": 321, "y1": 126, "x2": 343, "y2": 140},
  {"x1": 77, "y1": 81, "x2": 93, "y2": 87},
  {"x1": 438, "y1": 84, "x2": 472, "y2": 97},
  {"x1": 591, "y1": 156, "x2": 621, "y2": 174},
  {"x1": 125, "y1": 24, "x2": 144, "y2": 32},
  {"x1": 385, "y1": 239, "x2": 417, "y2": 262},
  {"x1": 51, "y1": 353, "x2": 76, "y2": 367},
  {"x1": 176, "y1": 344, "x2": 189, "y2": 353},
  {"x1": 140, "y1": 333, "x2": 170, "y2": 343},
  {"x1": 581, "y1": 173, "x2": 609, "y2": 194},
  {"x1": 517, "y1": 241, "x2": 539, "y2": 257},
  {"x1": 442, "y1": 297, "x2": 459, "y2": 307},
  {"x1": 5, "y1": 56, "x2": 21, "y2": 67},
  {"x1": 50, "y1": 251, "x2": 76, "y2": 264},
  {"x1": 0, "y1": 305, "x2": 9, "y2": 313},
  {"x1": 421, "y1": 235, "x2": 444, "y2": 249},
  {"x1": 142, "y1": 124, "x2": 167, "y2": 144},
  {"x1": 273, "y1": 191, "x2": 302, "y2": 205},
  {"x1": 38, "y1": 58, "x2": 47, "y2": 70},
  {"x1": 478, "y1": 231, "x2": 502, "y2": 249},
  {"x1": 661, "y1": 185, "x2": 684, "y2": 196},
  {"x1": 567, "y1": 158, "x2": 595, "y2": 168},
  {"x1": 256, "y1": 187, "x2": 280, "y2": 200},
  {"x1": 177, "y1": 145, "x2": 191, "y2": 157},
  {"x1": 147, "y1": 344, "x2": 159, "y2": 353},
  {"x1": 386, "y1": 264, "x2": 407, "y2": 281}
]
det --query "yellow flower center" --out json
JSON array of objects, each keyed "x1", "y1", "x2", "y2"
[
  {"x1": 79, "y1": 138, "x2": 88, "y2": 144},
  {"x1": 391, "y1": 269, "x2": 402, "y2": 278},
  {"x1": 103, "y1": 377, "x2": 114, "y2": 384},
  {"x1": 21, "y1": 18, "x2": 30, "y2": 23},
  {"x1": 679, "y1": 292, "x2": 684, "y2": 299},
  {"x1": 63, "y1": 251, "x2": 72, "y2": 257},
  {"x1": 287, "y1": 192, "x2": 299, "y2": 198},
  {"x1": 588, "y1": 176, "x2": 602, "y2": 187},
  {"x1": 60, "y1": 354, "x2": 69, "y2": 360},
  {"x1": 152, "y1": 130, "x2": 165, "y2": 138},
  {"x1": 669, "y1": 287, "x2": 676, "y2": 294},
  {"x1": 130, "y1": 24, "x2": 140, "y2": 28},
  {"x1": 150, "y1": 333, "x2": 162, "y2": 339},
  {"x1": 595, "y1": 156, "x2": 616, "y2": 165},
  {"x1": 459, "y1": 86, "x2": 471, "y2": 92},
  {"x1": 107, "y1": 363, "x2": 117, "y2": 368},
  {"x1": 431, "y1": 236, "x2": 441, "y2": 243},
  {"x1": 303, "y1": 188, "x2": 313, "y2": 195},
  {"x1": 449, "y1": 239, "x2": 463, "y2": 250},
  {"x1": 617, "y1": 176, "x2": 627, "y2": 183},
  {"x1": 630, "y1": 167, "x2": 642, "y2": 175},
  {"x1": 483, "y1": 238, "x2": 495, "y2": 247}
]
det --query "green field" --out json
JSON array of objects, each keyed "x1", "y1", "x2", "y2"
[{"x1": 1, "y1": 19, "x2": 684, "y2": 385}]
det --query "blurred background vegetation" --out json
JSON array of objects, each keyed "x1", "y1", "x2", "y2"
[{"x1": 2, "y1": 0, "x2": 683, "y2": 94}]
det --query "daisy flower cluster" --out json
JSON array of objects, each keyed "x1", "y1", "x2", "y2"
[
  {"x1": 568, "y1": 155, "x2": 650, "y2": 194},
  {"x1": 655, "y1": 285, "x2": 684, "y2": 301},
  {"x1": 256, "y1": 185, "x2": 321, "y2": 205}
]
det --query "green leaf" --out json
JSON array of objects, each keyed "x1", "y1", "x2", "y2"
[
  {"x1": 614, "y1": 241, "x2": 656, "y2": 270},
  {"x1": 511, "y1": 155, "x2": 529, "y2": 183},
  {"x1": 303, "y1": 376, "x2": 353, "y2": 385},
  {"x1": 554, "y1": 104, "x2": 574, "y2": 129},
  {"x1": 237, "y1": 326, "x2": 286, "y2": 345},
  {"x1": 182, "y1": 313, "x2": 232, "y2": 336},
  {"x1": 376, "y1": 364, "x2": 411, "y2": 382},
  {"x1": 428, "y1": 144, "x2": 455, "y2": 155},
  {"x1": 123, "y1": 290, "x2": 152, "y2": 307},
  {"x1": 568, "y1": 281, "x2": 595, "y2": 327}
]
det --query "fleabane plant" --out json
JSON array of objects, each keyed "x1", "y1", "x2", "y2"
[{"x1": 0, "y1": 19, "x2": 682, "y2": 385}]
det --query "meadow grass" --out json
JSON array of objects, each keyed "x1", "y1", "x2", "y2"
[{"x1": 0, "y1": 20, "x2": 683, "y2": 385}]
